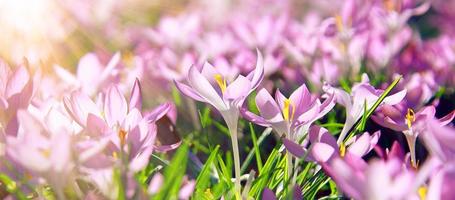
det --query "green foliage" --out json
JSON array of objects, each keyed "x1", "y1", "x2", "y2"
[{"x1": 152, "y1": 143, "x2": 189, "y2": 200}]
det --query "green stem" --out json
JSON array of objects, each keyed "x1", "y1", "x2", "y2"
[{"x1": 230, "y1": 128, "x2": 241, "y2": 199}]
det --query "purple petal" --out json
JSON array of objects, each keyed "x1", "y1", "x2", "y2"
[
  {"x1": 249, "y1": 49, "x2": 265, "y2": 90},
  {"x1": 308, "y1": 126, "x2": 337, "y2": 148},
  {"x1": 5, "y1": 67, "x2": 29, "y2": 98},
  {"x1": 383, "y1": 89, "x2": 407, "y2": 105},
  {"x1": 145, "y1": 102, "x2": 171, "y2": 123},
  {"x1": 174, "y1": 80, "x2": 205, "y2": 102},
  {"x1": 439, "y1": 110, "x2": 455, "y2": 126},
  {"x1": 104, "y1": 85, "x2": 128, "y2": 127},
  {"x1": 63, "y1": 91, "x2": 100, "y2": 126},
  {"x1": 224, "y1": 75, "x2": 251, "y2": 101},
  {"x1": 86, "y1": 114, "x2": 109, "y2": 137},
  {"x1": 261, "y1": 188, "x2": 277, "y2": 200},
  {"x1": 187, "y1": 65, "x2": 227, "y2": 110},
  {"x1": 154, "y1": 140, "x2": 182, "y2": 152},
  {"x1": 240, "y1": 108, "x2": 271, "y2": 127},
  {"x1": 311, "y1": 142, "x2": 336, "y2": 162},
  {"x1": 256, "y1": 88, "x2": 283, "y2": 121},
  {"x1": 283, "y1": 138, "x2": 306, "y2": 158},
  {"x1": 179, "y1": 180, "x2": 195, "y2": 200},
  {"x1": 129, "y1": 78, "x2": 142, "y2": 111}
]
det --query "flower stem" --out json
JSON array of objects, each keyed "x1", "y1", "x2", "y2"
[
  {"x1": 230, "y1": 130, "x2": 242, "y2": 199},
  {"x1": 404, "y1": 131, "x2": 417, "y2": 168}
]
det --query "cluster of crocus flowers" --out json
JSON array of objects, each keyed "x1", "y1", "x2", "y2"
[{"x1": 2, "y1": 0, "x2": 455, "y2": 199}]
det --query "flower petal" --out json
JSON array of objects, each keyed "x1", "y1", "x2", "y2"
[
  {"x1": 283, "y1": 138, "x2": 306, "y2": 158},
  {"x1": 256, "y1": 88, "x2": 282, "y2": 121},
  {"x1": 174, "y1": 80, "x2": 205, "y2": 102},
  {"x1": 129, "y1": 78, "x2": 142, "y2": 111},
  {"x1": 104, "y1": 85, "x2": 128, "y2": 127},
  {"x1": 187, "y1": 65, "x2": 227, "y2": 110}
]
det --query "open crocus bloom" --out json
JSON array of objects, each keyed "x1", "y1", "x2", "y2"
[
  {"x1": 242, "y1": 85, "x2": 335, "y2": 140},
  {"x1": 174, "y1": 49, "x2": 264, "y2": 129},
  {"x1": 64, "y1": 79, "x2": 178, "y2": 172},
  {"x1": 323, "y1": 74, "x2": 406, "y2": 144},
  {"x1": 5, "y1": 108, "x2": 82, "y2": 199},
  {"x1": 373, "y1": 105, "x2": 454, "y2": 166},
  {"x1": 283, "y1": 125, "x2": 380, "y2": 163}
]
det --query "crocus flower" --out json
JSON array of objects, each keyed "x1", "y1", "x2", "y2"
[
  {"x1": 283, "y1": 125, "x2": 380, "y2": 162},
  {"x1": 241, "y1": 85, "x2": 335, "y2": 140},
  {"x1": 323, "y1": 155, "x2": 424, "y2": 200},
  {"x1": 415, "y1": 118, "x2": 455, "y2": 199},
  {"x1": 175, "y1": 49, "x2": 264, "y2": 196},
  {"x1": 6, "y1": 108, "x2": 77, "y2": 199},
  {"x1": 175, "y1": 49, "x2": 264, "y2": 129},
  {"x1": 323, "y1": 74, "x2": 406, "y2": 144},
  {"x1": 372, "y1": 105, "x2": 455, "y2": 166},
  {"x1": 64, "y1": 79, "x2": 178, "y2": 172}
]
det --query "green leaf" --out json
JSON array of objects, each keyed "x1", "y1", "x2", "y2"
[
  {"x1": 0, "y1": 173, "x2": 27, "y2": 200},
  {"x1": 250, "y1": 123, "x2": 263, "y2": 171},
  {"x1": 153, "y1": 143, "x2": 189, "y2": 200},
  {"x1": 195, "y1": 145, "x2": 220, "y2": 197},
  {"x1": 198, "y1": 107, "x2": 212, "y2": 129},
  {"x1": 249, "y1": 148, "x2": 280, "y2": 197},
  {"x1": 345, "y1": 75, "x2": 402, "y2": 142},
  {"x1": 241, "y1": 128, "x2": 272, "y2": 174}
]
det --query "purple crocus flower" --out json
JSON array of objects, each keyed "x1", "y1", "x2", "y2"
[
  {"x1": 372, "y1": 105, "x2": 454, "y2": 166},
  {"x1": 415, "y1": 119, "x2": 455, "y2": 199},
  {"x1": 5, "y1": 108, "x2": 79, "y2": 199},
  {"x1": 323, "y1": 74, "x2": 406, "y2": 144},
  {"x1": 242, "y1": 85, "x2": 335, "y2": 140},
  {"x1": 323, "y1": 155, "x2": 423, "y2": 200},
  {"x1": 175, "y1": 49, "x2": 264, "y2": 196},
  {"x1": 175, "y1": 49, "x2": 264, "y2": 128},
  {"x1": 283, "y1": 125, "x2": 380, "y2": 163},
  {"x1": 64, "y1": 79, "x2": 178, "y2": 172}
]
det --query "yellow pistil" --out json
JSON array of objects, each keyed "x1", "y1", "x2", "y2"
[
  {"x1": 339, "y1": 143, "x2": 346, "y2": 157},
  {"x1": 335, "y1": 15, "x2": 344, "y2": 32},
  {"x1": 283, "y1": 99, "x2": 295, "y2": 122},
  {"x1": 214, "y1": 74, "x2": 227, "y2": 93},
  {"x1": 118, "y1": 129, "x2": 127, "y2": 146},
  {"x1": 418, "y1": 186, "x2": 427, "y2": 200},
  {"x1": 112, "y1": 151, "x2": 118, "y2": 159},
  {"x1": 405, "y1": 108, "x2": 415, "y2": 129}
]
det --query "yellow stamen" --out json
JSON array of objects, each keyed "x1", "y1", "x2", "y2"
[
  {"x1": 41, "y1": 149, "x2": 51, "y2": 158},
  {"x1": 418, "y1": 186, "x2": 427, "y2": 200},
  {"x1": 118, "y1": 129, "x2": 127, "y2": 146},
  {"x1": 214, "y1": 74, "x2": 227, "y2": 93},
  {"x1": 406, "y1": 108, "x2": 415, "y2": 129},
  {"x1": 112, "y1": 151, "x2": 118, "y2": 159},
  {"x1": 335, "y1": 15, "x2": 344, "y2": 32},
  {"x1": 384, "y1": 0, "x2": 395, "y2": 11},
  {"x1": 339, "y1": 143, "x2": 346, "y2": 157},
  {"x1": 122, "y1": 51, "x2": 135, "y2": 67},
  {"x1": 283, "y1": 99, "x2": 295, "y2": 121}
]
